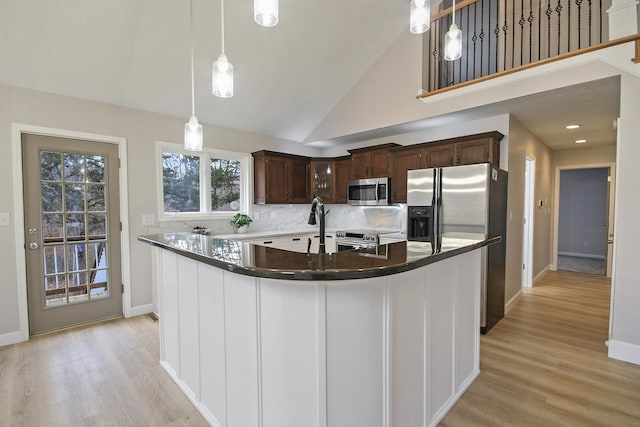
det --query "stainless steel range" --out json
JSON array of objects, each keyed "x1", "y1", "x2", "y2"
[{"x1": 335, "y1": 229, "x2": 380, "y2": 251}]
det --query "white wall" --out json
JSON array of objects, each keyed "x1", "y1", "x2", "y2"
[{"x1": 0, "y1": 84, "x2": 321, "y2": 338}]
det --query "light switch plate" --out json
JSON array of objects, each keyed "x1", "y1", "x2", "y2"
[{"x1": 0, "y1": 212, "x2": 10, "y2": 226}]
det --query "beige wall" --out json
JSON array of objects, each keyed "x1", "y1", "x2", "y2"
[
  {"x1": 504, "y1": 117, "x2": 553, "y2": 304},
  {"x1": 553, "y1": 145, "x2": 616, "y2": 167},
  {"x1": 0, "y1": 84, "x2": 320, "y2": 337}
]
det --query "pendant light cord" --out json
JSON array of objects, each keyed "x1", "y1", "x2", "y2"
[
  {"x1": 221, "y1": 0, "x2": 225, "y2": 55},
  {"x1": 452, "y1": 0, "x2": 456, "y2": 25},
  {"x1": 190, "y1": 0, "x2": 195, "y2": 117}
]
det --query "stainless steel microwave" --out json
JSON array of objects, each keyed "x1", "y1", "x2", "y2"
[{"x1": 347, "y1": 177, "x2": 390, "y2": 206}]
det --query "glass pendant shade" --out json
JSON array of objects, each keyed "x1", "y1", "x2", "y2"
[
  {"x1": 444, "y1": 23, "x2": 462, "y2": 61},
  {"x1": 254, "y1": 0, "x2": 278, "y2": 27},
  {"x1": 212, "y1": 53, "x2": 234, "y2": 98},
  {"x1": 184, "y1": 115, "x2": 203, "y2": 151},
  {"x1": 410, "y1": 0, "x2": 430, "y2": 34}
]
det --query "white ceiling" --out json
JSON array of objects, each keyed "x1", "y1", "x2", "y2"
[{"x1": 0, "y1": 0, "x2": 619, "y2": 150}]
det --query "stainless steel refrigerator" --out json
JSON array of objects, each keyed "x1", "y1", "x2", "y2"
[{"x1": 407, "y1": 163, "x2": 508, "y2": 333}]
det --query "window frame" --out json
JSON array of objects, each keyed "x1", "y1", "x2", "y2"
[{"x1": 156, "y1": 141, "x2": 252, "y2": 221}]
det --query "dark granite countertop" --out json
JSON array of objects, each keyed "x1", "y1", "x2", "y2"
[{"x1": 138, "y1": 233, "x2": 501, "y2": 281}]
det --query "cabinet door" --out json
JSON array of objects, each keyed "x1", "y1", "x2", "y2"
[
  {"x1": 350, "y1": 152, "x2": 369, "y2": 179},
  {"x1": 265, "y1": 156, "x2": 289, "y2": 203},
  {"x1": 369, "y1": 150, "x2": 390, "y2": 178},
  {"x1": 424, "y1": 145, "x2": 454, "y2": 168},
  {"x1": 391, "y1": 148, "x2": 420, "y2": 203},
  {"x1": 288, "y1": 158, "x2": 310, "y2": 203},
  {"x1": 454, "y1": 139, "x2": 490, "y2": 165},
  {"x1": 334, "y1": 158, "x2": 351, "y2": 203}
]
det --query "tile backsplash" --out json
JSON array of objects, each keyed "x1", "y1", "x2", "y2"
[{"x1": 150, "y1": 204, "x2": 407, "y2": 235}]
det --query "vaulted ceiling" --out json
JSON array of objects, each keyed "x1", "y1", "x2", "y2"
[{"x1": 0, "y1": 0, "x2": 619, "y2": 150}]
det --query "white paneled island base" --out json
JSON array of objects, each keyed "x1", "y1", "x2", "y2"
[{"x1": 154, "y1": 247, "x2": 481, "y2": 427}]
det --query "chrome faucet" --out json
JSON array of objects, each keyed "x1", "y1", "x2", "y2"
[{"x1": 308, "y1": 196, "x2": 326, "y2": 254}]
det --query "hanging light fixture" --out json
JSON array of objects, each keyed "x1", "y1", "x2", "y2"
[
  {"x1": 212, "y1": 0, "x2": 234, "y2": 98},
  {"x1": 185, "y1": 0, "x2": 203, "y2": 151},
  {"x1": 410, "y1": 0, "x2": 430, "y2": 34},
  {"x1": 444, "y1": 0, "x2": 462, "y2": 61},
  {"x1": 254, "y1": 0, "x2": 278, "y2": 27}
]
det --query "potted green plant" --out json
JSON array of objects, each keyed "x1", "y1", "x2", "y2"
[{"x1": 230, "y1": 213, "x2": 253, "y2": 233}]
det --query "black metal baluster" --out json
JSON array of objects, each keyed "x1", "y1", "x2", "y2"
[
  {"x1": 568, "y1": 0, "x2": 571, "y2": 51},
  {"x1": 546, "y1": 0, "x2": 553, "y2": 59},
  {"x1": 528, "y1": 0, "x2": 534, "y2": 64},
  {"x1": 512, "y1": 0, "x2": 516, "y2": 68},
  {"x1": 519, "y1": 0, "x2": 525, "y2": 66},
  {"x1": 598, "y1": 0, "x2": 602, "y2": 43},
  {"x1": 487, "y1": 0, "x2": 491, "y2": 75},
  {"x1": 556, "y1": 0, "x2": 563, "y2": 55},
  {"x1": 503, "y1": 0, "x2": 509, "y2": 70},
  {"x1": 473, "y1": 3, "x2": 478, "y2": 78},
  {"x1": 466, "y1": 6, "x2": 471, "y2": 81},
  {"x1": 480, "y1": 0, "x2": 485, "y2": 77},
  {"x1": 494, "y1": 16, "x2": 500, "y2": 73},
  {"x1": 588, "y1": 0, "x2": 593, "y2": 45},
  {"x1": 576, "y1": 0, "x2": 582, "y2": 48},
  {"x1": 538, "y1": 0, "x2": 542, "y2": 61}
]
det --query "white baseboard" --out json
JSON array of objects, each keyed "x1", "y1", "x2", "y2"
[
  {"x1": 160, "y1": 360, "x2": 222, "y2": 427},
  {"x1": 608, "y1": 340, "x2": 640, "y2": 366},
  {"x1": 0, "y1": 329, "x2": 28, "y2": 348},
  {"x1": 534, "y1": 264, "x2": 551, "y2": 283},
  {"x1": 558, "y1": 252, "x2": 605, "y2": 260},
  {"x1": 129, "y1": 303, "x2": 156, "y2": 317},
  {"x1": 505, "y1": 290, "x2": 523, "y2": 314}
]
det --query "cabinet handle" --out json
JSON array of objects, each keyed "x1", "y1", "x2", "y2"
[
  {"x1": 449, "y1": 156, "x2": 453, "y2": 166},
  {"x1": 456, "y1": 155, "x2": 460, "y2": 165}
]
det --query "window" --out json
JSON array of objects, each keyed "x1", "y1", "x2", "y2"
[{"x1": 157, "y1": 142, "x2": 251, "y2": 220}]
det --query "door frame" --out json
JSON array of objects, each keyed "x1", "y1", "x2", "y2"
[
  {"x1": 522, "y1": 155, "x2": 535, "y2": 288},
  {"x1": 551, "y1": 161, "x2": 616, "y2": 277},
  {"x1": 11, "y1": 123, "x2": 132, "y2": 341}
]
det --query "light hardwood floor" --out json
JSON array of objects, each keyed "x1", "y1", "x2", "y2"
[
  {"x1": 1, "y1": 271, "x2": 638, "y2": 426},
  {"x1": 441, "y1": 270, "x2": 640, "y2": 426}
]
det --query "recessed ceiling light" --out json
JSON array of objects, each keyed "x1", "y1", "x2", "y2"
[
  {"x1": 566, "y1": 124, "x2": 581, "y2": 129},
  {"x1": 575, "y1": 139, "x2": 587, "y2": 144}
]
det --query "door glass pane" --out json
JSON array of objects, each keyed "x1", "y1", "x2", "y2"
[
  {"x1": 87, "y1": 184, "x2": 105, "y2": 211},
  {"x1": 87, "y1": 213, "x2": 106, "y2": 239},
  {"x1": 66, "y1": 243, "x2": 87, "y2": 271},
  {"x1": 42, "y1": 214, "x2": 64, "y2": 242},
  {"x1": 86, "y1": 155, "x2": 105, "y2": 183},
  {"x1": 40, "y1": 151, "x2": 62, "y2": 181},
  {"x1": 64, "y1": 153, "x2": 85, "y2": 182},
  {"x1": 43, "y1": 245, "x2": 65, "y2": 275},
  {"x1": 39, "y1": 149, "x2": 111, "y2": 308},
  {"x1": 65, "y1": 184, "x2": 85, "y2": 212},
  {"x1": 88, "y1": 242, "x2": 107, "y2": 269},
  {"x1": 66, "y1": 213, "x2": 86, "y2": 240},
  {"x1": 42, "y1": 183, "x2": 63, "y2": 212}
]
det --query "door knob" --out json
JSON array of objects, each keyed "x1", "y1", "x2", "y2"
[{"x1": 29, "y1": 242, "x2": 39, "y2": 250}]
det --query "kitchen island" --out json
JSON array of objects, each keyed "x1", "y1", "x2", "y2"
[{"x1": 139, "y1": 233, "x2": 499, "y2": 427}]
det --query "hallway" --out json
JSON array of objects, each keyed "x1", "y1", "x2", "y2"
[{"x1": 442, "y1": 270, "x2": 640, "y2": 426}]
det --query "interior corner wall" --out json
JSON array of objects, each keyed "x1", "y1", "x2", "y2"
[
  {"x1": 0, "y1": 84, "x2": 319, "y2": 338},
  {"x1": 504, "y1": 117, "x2": 553, "y2": 303}
]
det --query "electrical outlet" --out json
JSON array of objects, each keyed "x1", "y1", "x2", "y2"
[
  {"x1": 0, "y1": 212, "x2": 9, "y2": 226},
  {"x1": 583, "y1": 241, "x2": 589, "y2": 247}
]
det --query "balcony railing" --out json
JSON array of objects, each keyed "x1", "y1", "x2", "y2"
[{"x1": 421, "y1": 0, "x2": 618, "y2": 93}]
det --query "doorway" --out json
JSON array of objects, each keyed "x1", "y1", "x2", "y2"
[
  {"x1": 556, "y1": 167, "x2": 610, "y2": 276},
  {"x1": 22, "y1": 134, "x2": 123, "y2": 334},
  {"x1": 522, "y1": 156, "x2": 535, "y2": 288}
]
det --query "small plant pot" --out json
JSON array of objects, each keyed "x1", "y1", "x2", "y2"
[{"x1": 234, "y1": 226, "x2": 248, "y2": 234}]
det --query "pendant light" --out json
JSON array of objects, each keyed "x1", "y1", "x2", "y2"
[
  {"x1": 444, "y1": 0, "x2": 462, "y2": 61},
  {"x1": 254, "y1": 0, "x2": 278, "y2": 27},
  {"x1": 410, "y1": 0, "x2": 430, "y2": 34},
  {"x1": 212, "y1": 0, "x2": 233, "y2": 98},
  {"x1": 185, "y1": 0, "x2": 203, "y2": 151}
]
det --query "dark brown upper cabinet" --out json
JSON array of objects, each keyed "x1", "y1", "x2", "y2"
[
  {"x1": 309, "y1": 156, "x2": 351, "y2": 203},
  {"x1": 253, "y1": 151, "x2": 311, "y2": 204},
  {"x1": 347, "y1": 143, "x2": 399, "y2": 179}
]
